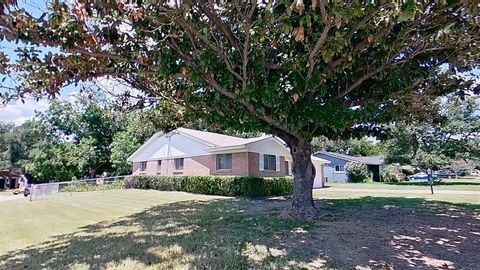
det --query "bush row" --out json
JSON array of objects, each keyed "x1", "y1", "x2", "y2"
[
  {"x1": 382, "y1": 165, "x2": 407, "y2": 182},
  {"x1": 60, "y1": 180, "x2": 125, "y2": 192},
  {"x1": 345, "y1": 161, "x2": 373, "y2": 183},
  {"x1": 127, "y1": 175, "x2": 293, "y2": 198}
]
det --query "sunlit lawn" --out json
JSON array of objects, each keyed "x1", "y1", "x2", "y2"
[
  {"x1": 0, "y1": 190, "x2": 223, "y2": 254},
  {"x1": 314, "y1": 189, "x2": 480, "y2": 208},
  {"x1": 326, "y1": 176, "x2": 480, "y2": 191},
  {"x1": 1, "y1": 189, "x2": 479, "y2": 269}
]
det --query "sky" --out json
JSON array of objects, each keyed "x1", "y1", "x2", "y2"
[{"x1": 0, "y1": 0, "x2": 77, "y2": 124}]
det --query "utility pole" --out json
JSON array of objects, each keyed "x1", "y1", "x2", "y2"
[{"x1": 427, "y1": 168, "x2": 434, "y2": 194}]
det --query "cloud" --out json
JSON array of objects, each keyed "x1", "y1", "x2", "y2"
[
  {"x1": 0, "y1": 98, "x2": 49, "y2": 125},
  {"x1": 95, "y1": 77, "x2": 143, "y2": 97}
]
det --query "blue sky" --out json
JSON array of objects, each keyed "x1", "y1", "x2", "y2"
[{"x1": 0, "y1": 0, "x2": 80, "y2": 124}]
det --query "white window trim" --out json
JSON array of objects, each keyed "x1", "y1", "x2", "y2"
[
  {"x1": 334, "y1": 164, "x2": 345, "y2": 173},
  {"x1": 259, "y1": 153, "x2": 264, "y2": 171}
]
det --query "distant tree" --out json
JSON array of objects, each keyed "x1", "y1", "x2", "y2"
[
  {"x1": 386, "y1": 95, "x2": 479, "y2": 169},
  {"x1": 0, "y1": 122, "x2": 16, "y2": 169},
  {"x1": 312, "y1": 136, "x2": 385, "y2": 156},
  {"x1": 27, "y1": 141, "x2": 78, "y2": 182},
  {"x1": 0, "y1": 120, "x2": 46, "y2": 171},
  {"x1": 110, "y1": 113, "x2": 157, "y2": 175}
]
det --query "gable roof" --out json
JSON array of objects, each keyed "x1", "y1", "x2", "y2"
[
  {"x1": 314, "y1": 151, "x2": 384, "y2": 165},
  {"x1": 177, "y1": 127, "x2": 267, "y2": 147},
  {"x1": 127, "y1": 128, "x2": 286, "y2": 161}
]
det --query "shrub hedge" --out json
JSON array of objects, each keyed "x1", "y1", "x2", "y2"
[
  {"x1": 345, "y1": 161, "x2": 373, "y2": 183},
  {"x1": 60, "y1": 180, "x2": 125, "y2": 192},
  {"x1": 128, "y1": 175, "x2": 293, "y2": 198},
  {"x1": 382, "y1": 165, "x2": 407, "y2": 182}
]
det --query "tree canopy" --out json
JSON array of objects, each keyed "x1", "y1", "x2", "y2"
[{"x1": 0, "y1": 0, "x2": 478, "y2": 218}]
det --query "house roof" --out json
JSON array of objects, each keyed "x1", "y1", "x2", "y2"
[
  {"x1": 314, "y1": 151, "x2": 384, "y2": 165},
  {"x1": 127, "y1": 128, "x2": 283, "y2": 161},
  {"x1": 177, "y1": 128, "x2": 267, "y2": 147}
]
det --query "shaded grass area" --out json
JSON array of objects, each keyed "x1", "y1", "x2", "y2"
[
  {"x1": 327, "y1": 177, "x2": 480, "y2": 191},
  {"x1": 1, "y1": 190, "x2": 479, "y2": 269}
]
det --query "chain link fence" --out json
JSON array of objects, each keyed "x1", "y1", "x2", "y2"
[{"x1": 29, "y1": 175, "x2": 130, "y2": 201}]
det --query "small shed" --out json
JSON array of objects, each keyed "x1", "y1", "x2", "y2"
[{"x1": 0, "y1": 169, "x2": 22, "y2": 189}]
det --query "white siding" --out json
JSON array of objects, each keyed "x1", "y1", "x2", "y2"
[
  {"x1": 130, "y1": 133, "x2": 210, "y2": 162},
  {"x1": 312, "y1": 160, "x2": 325, "y2": 188},
  {"x1": 246, "y1": 139, "x2": 291, "y2": 159},
  {"x1": 275, "y1": 155, "x2": 280, "y2": 172},
  {"x1": 259, "y1": 153, "x2": 264, "y2": 171}
]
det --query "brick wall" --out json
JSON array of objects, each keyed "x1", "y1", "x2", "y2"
[
  {"x1": 210, "y1": 152, "x2": 249, "y2": 176},
  {"x1": 248, "y1": 152, "x2": 288, "y2": 177},
  {"x1": 132, "y1": 152, "x2": 288, "y2": 177}
]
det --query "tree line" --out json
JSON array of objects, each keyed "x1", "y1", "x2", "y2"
[
  {"x1": 1, "y1": 93, "x2": 477, "y2": 183},
  {"x1": 315, "y1": 95, "x2": 479, "y2": 171},
  {"x1": 0, "y1": 93, "x2": 187, "y2": 182}
]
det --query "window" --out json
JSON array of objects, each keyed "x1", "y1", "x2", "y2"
[
  {"x1": 157, "y1": 160, "x2": 162, "y2": 173},
  {"x1": 174, "y1": 158, "x2": 184, "y2": 170},
  {"x1": 263, "y1": 154, "x2": 276, "y2": 171},
  {"x1": 140, "y1": 161, "x2": 147, "y2": 172},
  {"x1": 335, "y1": 164, "x2": 344, "y2": 172},
  {"x1": 217, "y1": 154, "x2": 232, "y2": 170}
]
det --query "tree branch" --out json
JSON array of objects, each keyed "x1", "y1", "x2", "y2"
[{"x1": 305, "y1": 0, "x2": 330, "y2": 84}]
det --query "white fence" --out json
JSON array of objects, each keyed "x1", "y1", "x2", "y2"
[{"x1": 29, "y1": 175, "x2": 129, "y2": 201}]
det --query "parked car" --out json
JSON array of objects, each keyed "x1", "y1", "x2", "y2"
[
  {"x1": 436, "y1": 171, "x2": 456, "y2": 179},
  {"x1": 407, "y1": 172, "x2": 438, "y2": 181}
]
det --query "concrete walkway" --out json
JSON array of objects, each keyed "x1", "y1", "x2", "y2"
[
  {"x1": 0, "y1": 194, "x2": 25, "y2": 202},
  {"x1": 319, "y1": 187, "x2": 480, "y2": 195}
]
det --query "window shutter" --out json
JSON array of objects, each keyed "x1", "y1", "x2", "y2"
[
  {"x1": 276, "y1": 156, "x2": 280, "y2": 172},
  {"x1": 259, "y1": 153, "x2": 264, "y2": 171}
]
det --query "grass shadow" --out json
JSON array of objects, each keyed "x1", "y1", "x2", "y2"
[{"x1": 1, "y1": 195, "x2": 478, "y2": 269}]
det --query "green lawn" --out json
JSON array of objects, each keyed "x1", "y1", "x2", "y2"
[
  {"x1": 0, "y1": 190, "x2": 222, "y2": 254},
  {"x1": 326, "y1": 176, "x2": 480, "y2": 191},
  {"x1": 314, "y1": 189, "x2": 480, "y2": 208},
  {"x1": 1, "y1": 189, "x2": 479, "y2": 269}
]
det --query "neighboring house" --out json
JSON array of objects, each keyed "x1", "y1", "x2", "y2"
[
  {"x1": 0, "y1": 169, "x2": 21, "y2": 190},
  {"x1": 128, "y1": 128, "x2": 330, "y2": 188},
  {"x1": 314, "y1": 151, "x2": 385, "y2": 183}
]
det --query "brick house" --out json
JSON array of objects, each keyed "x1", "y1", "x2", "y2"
[{"x1": 128, "y1": 128, "x2": 329, "y2": 188}]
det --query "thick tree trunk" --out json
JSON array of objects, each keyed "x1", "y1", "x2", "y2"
[{"x1": 283, "y1": 137, "x2": 319, "y2": 220}]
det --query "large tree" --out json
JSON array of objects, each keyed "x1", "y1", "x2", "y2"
[{"x1": 0, "y1": 1, "x2": 478, "y2": 219}]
